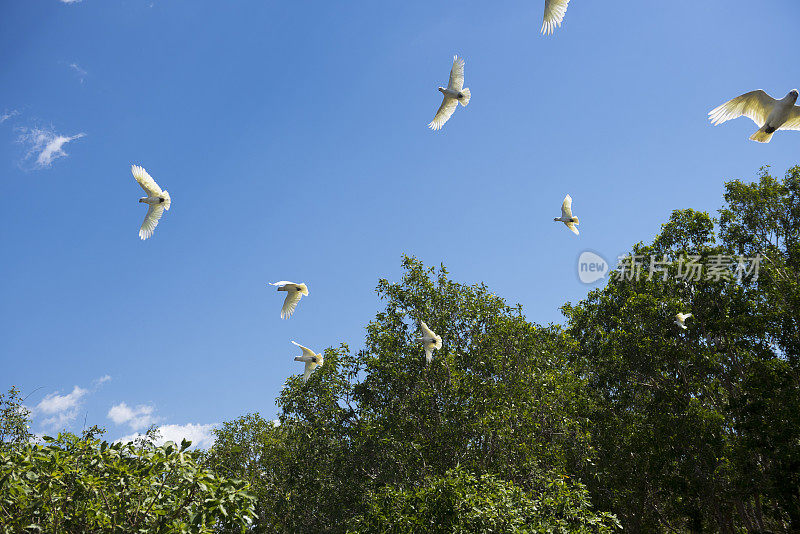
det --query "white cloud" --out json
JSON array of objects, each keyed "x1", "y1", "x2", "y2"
[
  {"x1": 94, "y1": 374, "x2": 112, "y2": 386},
  {"x1": 17, "y1": 126, "x2": 85, "y2": 169},
  {"x1": 37, "y1": 385, "x2": 87, "y2": 414},
  {"x1": 60, "y1": 0, "x2": 83, "y2": 4},
  {"x1": 35, "y1": 385, "x2": 88, "y2": 430},
  {"x1": 69, "y1": 63, "x2": 87, "y2": 84},
  {"x1": 41, "y1": 411, "x2": 79, "y2": 429},
  {"x1": 107, "y1": 402, "x2": 159, "y2": 431},
  {"x1": 0, "y1": 110, "x2": 18, "y2": 124},
  {"x1": 117, "y1": 423, "x2": 218, "y2": 450}
]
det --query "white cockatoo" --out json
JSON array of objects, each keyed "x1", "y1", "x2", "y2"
[
  {"x1": 416, "y1": 321, "x2": 443, "y2": 365},
  {"x1": 132, "y1": 165, "x2": 171, "y2": 240},
  {"x1": 554, "y1": 194, "x2": 580, "y2": 235},
  {"x1": 428, "y1": 56, "x2": 471, "y2": 131},
  {"x1": 292, "y1": 341, "x2": 323, "y2": 382},
  {"x1": 269, "y1": 281, "x2": 309, "y2": 319},
  {"x1": 674, "y1": 313, "x2": 692, "y2": 330},
  {"x1": 708, "y1": 89, "x2": 800, "y2": 143},
  {"x1": 541, "y1": 0, "x2": 571, "y2": 35}
]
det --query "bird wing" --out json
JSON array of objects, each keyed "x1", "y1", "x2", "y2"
[
  {"x1": 781, "y1": 105, "x2": 800, "y2": 130},
  {"x1": 428, "y1": 97, "x2": 458, "y2": 130},
  {"x1": 565, "y1": 221, "x2": 579, "y2": 236},
  {"x1": 292, "y1": 341, "x2": 317, "y2": 360},
  {"x1": 542, "y1": 0, "x2": 571, "y2": 35},
  {"x1": 420, "y1": 321, "x2": 436, "y2": 339},
  {"x1": 447, "y1": 56, "x2": 465, "y2": 91},
  {"x1": 270, "y1": 281, "x2": 294, "y2": 288},
  {"x1": 425, "y1": 346, "x2": 434, "y2": 364},
  {"x1": 139, "y1": 204, "x2": 164, "y2": 240},
  {"x1": 131, "y1": 165, "x2": 163, "y2": 196},
  {"x1": 281, "y1": 291, "x2": 303, "y2": 319},
  {"x1": 302, "y1": 361, "x2": 316, "y2": 382},
  {"x1": 708, "y1": 90, "x2": 776, "y2": 127},
  {"x1": 561, "y1": 195, "x2": 573, "y2": 219}
]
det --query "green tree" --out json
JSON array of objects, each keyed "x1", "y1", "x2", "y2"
[
  {"x1": 350, "y1": 467, "x2": 619, "y2": 533},
  {"x1": 0, "y1": 386, "x2": 33, "y2": 451},
  {"x1": 0, "y1": 428, "x2": 257, "y2": 533},
  {"x1": 719, "y1": 165, "x2": 800, "y2": 360},
  {"x1": 208, "y1": 257, "x2": 618, "y2": 533},
  {"x1": 563, "y1": 166, "x2": 800, "y2": 532},
  {"x1": 719, "y1": 165, "x2": 800, "y2": 529}
]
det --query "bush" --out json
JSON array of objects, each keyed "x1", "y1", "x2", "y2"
[{"x1": 0, "y1": 429, "x2": 256, "y2": 533}]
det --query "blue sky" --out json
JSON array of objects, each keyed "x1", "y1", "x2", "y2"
[{"x1": 2, "y1": 0, "x2": 798, "y2": 446}]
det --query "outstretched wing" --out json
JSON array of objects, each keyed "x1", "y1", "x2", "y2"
[
  {"x1": 708, "y1": 90, "x2": 776, "y2": 128},
  {"x1": 420, "y1": 321, "x2": 436, "y2": 339},
  {"x1": 292, "y1": 340, "x2": 317, "y2": 360},
  {"x1": 303, "y1": 361, "x2": 316, "y2": 382},
  {"x1": 561, "y1": 194, "x2": 573, "y2": 219},
  {"x1": 131, "y1": 165, "x2": 163, "y2": 196},
  {"x1": 428, "y1": 97, "x2": 458, "y2": 130},
  {"x1": 542, "y1": 0, "x2": 571, "y2": 35},
  {"x1": 139, "y1": 204, "x2": 164, "y2": 240},
  {"x1": 564, "y1": 221, "x2": 579, "y2": 236},
  {"x1": 281, "y1": 291, "x2": 303, "y2": 319},
  {"x1": 781, "y1": 105, "x2": 800, "y2": 131},
  {"x1": 447, "y1": 56, "x2": 465, "y2": 91}
]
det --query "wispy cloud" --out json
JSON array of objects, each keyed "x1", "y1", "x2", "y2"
[
  {"x1": 117, "y1": 423, "x2": 218, "y2": 450},
  {"x1": 17, "y1": 126, "x2": 85, "y2": 169},
  {"x1": 69, "y1": 63, "x2": 87, "y2": 84},
  {"x1": 59, "y1": 0, "x2": 83, "y2": 4},
  {"x1": 37, "y1": 385, "x2": 88, "y2": 414},
  {"x1": 94, "y1": 374, "x2": 112, "y2": 386},
  {"x1": 0, "y1": 110, "x2": 19, "y2": 124},
  {"x1": 107, "y1": 402, "x2": 159, "y2": 431},
  {"x1": 35, "y1": 385, "x2": 88, "y2": 430}
]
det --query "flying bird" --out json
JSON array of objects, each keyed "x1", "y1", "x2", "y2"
[
  {"x1": 269, "y1": 281, "x2": 309, "y2": 319},
  {"x1": 674, "y1": 313, "x2": 692, "y2": 330},
  {"x1": 416, "y1": 321, "x2": 442, "y2": 365},
  {"x1": 292, "y1": 341, "x2": 323, "y2": 382},
  {"x1": 708, "y1": 89, "x2": 800, "y2": 143},
  {"x1": 132, "y1": 165, "x2": 171, "y2": 240},
  {"x1": 542, "y1": 0, "x2": 572, "y2": 35},
  {"x1": 554, "y1": 194, "x2": 580, "y2": 235},
  {"x1": 428, "y1": 56, "x2": 471, "y2": 131}
]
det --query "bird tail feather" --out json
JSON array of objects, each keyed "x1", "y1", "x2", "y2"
[
  {"x1": 162, "y1": 190, "x2": 171, "y2": 210},
  {"x1": 750, "y1": 127, "x2": 773, "y2": 143},
  {"x1": 571, "y1": 216, "x2": 579, "y2": 225},
  {"x1": 459, "y1": 88, "x2": 470, "y2": 106}
]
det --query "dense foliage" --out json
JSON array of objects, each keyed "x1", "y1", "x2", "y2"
[
  {"x1": 563, "y1": 165, "x2": 800, "y2": 532},
  {"x1": 0, "y1": 387, "x2": 33, "y2": 453},
  {"x1": 351, "y1": 468, "x2": 617, "y2": 533},
  {"x1": 2, "y1": 166, "x2": 798, "y2": 532},
  {"x1": 0, "y1": 426, "x2": 256, "y2": 533},
  {"x1": 207, "y1": 259, "x2": 618, "y2": 532}
]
